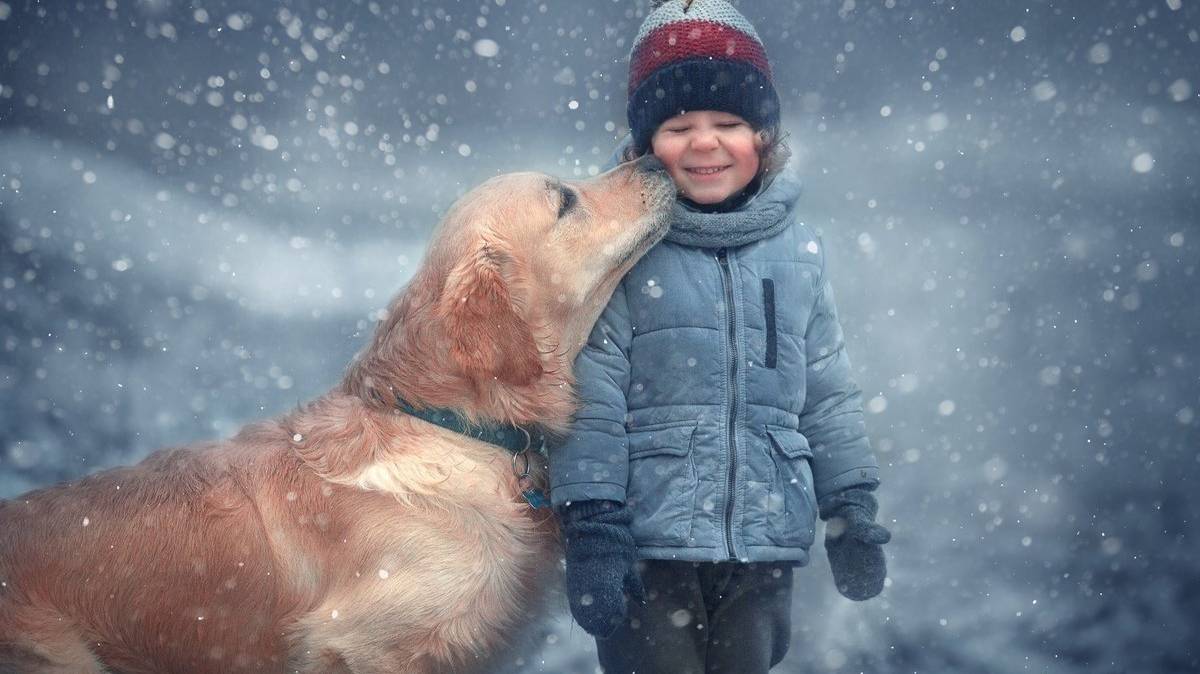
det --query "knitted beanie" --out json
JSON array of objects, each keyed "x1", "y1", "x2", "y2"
[{"x1": 627, "y1": 0, "x2": 781, "y2": 153}]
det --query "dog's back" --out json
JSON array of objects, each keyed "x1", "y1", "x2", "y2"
[
  {"x1": 0, "y1": 410, "x2": 561, "y2": 673},
  {"x1": 0, "y1": 442, "x2": 297, "y2": 672}
]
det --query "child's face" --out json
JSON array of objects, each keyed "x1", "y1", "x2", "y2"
[{"x1": 650, "y1": 110, "x2": 762, "y2": 205}]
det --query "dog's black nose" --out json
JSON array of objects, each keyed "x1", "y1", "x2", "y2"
[{"x1": 633, "y1": 154, "x2": 667, "y2": 174}]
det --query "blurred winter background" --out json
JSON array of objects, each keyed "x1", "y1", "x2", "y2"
[{"x1": 2, "y1": 0, "x2": 1197, "y2": 671}]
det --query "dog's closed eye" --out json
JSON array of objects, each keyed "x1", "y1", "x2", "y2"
[
  {"x1": 548, "y1": 180, "x2": 577, "y2": 219},
  {"x1": 557, "y1": 187, "x2": 577, "y2": 219}
]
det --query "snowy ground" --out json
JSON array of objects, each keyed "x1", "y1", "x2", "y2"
[{"x1": 3, "y1": 1, "x2": 1199, "y2": 672}]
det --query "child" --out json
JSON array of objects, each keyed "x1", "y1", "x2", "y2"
[{"x1": 548, "y1": 1, "x2": 891, "y2": 673}]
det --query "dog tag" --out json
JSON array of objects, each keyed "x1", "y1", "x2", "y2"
[{"x1": 522, "y1": 489, "x2": 550, "y2": 510}]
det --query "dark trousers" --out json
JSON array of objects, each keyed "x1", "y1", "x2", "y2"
[{"x1": 595, "y1": 560, "x2": 794, "y2": 674}]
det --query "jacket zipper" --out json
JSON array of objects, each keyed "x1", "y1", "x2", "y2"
[{"x1": 716, "y1": 247, "x2": 738, "y2": 561}]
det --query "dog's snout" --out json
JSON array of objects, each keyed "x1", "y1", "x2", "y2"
[{"x1": 633, "y1": 154, "x2": 667, "y2": 175}]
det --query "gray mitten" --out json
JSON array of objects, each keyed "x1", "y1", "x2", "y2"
[
  {"x1": 819, "y1": 487, "x2": 891, "y2": 601},
  {"x1": 559, "y1": 500, "x2": 646, "y2": 638}
]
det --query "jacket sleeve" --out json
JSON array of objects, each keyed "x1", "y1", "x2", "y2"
[
  {"x1": 549, "y1": 279, "x2": 633, "y2": 508},
  {"x1": 799, "y1": 237, "x2": 881, "y2": 504}
]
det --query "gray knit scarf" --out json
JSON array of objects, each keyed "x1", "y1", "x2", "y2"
[{"x1": 666, "y1": 170, "x2": 803, "y2": 248}]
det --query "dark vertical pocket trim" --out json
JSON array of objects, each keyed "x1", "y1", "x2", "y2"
[{"x1": 762, "y1": 278, "x2": 777, "y2": 369}]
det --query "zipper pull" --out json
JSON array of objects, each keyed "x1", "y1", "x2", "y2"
[{"x1": 716, "y1": 247, "x2": 727, "y2": 262}]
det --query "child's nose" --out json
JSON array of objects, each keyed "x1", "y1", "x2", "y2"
[{"x1": 690, "y1": 131, "x2": 719, "y2": 151}]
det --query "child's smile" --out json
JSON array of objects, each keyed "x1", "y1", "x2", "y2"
[
  {"x1": 685, "y1": 165, "x2": 731, "y2": 177},
  {"x1": 650, "y1": 110, "x2": 761, "y2": 205}
]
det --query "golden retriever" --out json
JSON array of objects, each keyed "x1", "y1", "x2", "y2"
[{"x1": 0, "y1": 155, "x2": 675, "y2": 673}]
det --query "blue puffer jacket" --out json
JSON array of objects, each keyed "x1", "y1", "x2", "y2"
[{"x1": 549, "y1": 163, "x2": 880, "y2": 565}]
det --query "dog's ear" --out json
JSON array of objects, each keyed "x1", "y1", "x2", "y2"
[{"x1": 437, "y1": 240, "x2": 544, "y2": 386}]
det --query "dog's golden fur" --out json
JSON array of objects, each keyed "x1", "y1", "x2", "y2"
[{"x1": 0, "y1": 158, "x2": 674, "y2": 673}]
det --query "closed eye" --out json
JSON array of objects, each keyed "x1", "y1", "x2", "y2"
[{"x1": 557, "y1": 185, "x2": 577, "y2": 219}]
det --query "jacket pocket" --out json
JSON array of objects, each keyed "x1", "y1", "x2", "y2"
[
  {"x1": 626, "y1": 421, "x2": 698, "y2": 546},
  {"x1": 763, "y1": 279, "x2": 777, "y2": 369},
  {"x1": 764, "y1": 425, "x2": 817, "y2": 548}
]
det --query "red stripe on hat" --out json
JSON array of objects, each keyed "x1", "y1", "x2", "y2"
[{"x1": 629, "y1": 19, "x2": 771, "y2": 94}]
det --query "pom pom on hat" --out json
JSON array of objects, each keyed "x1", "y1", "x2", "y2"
[{"x1": 627, "y1": 0, "x2": 780, "y2": 153}]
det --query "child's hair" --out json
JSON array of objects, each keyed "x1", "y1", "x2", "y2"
[{"x1": 624, "y1": 0, "x2": 784, "y2": 173}]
